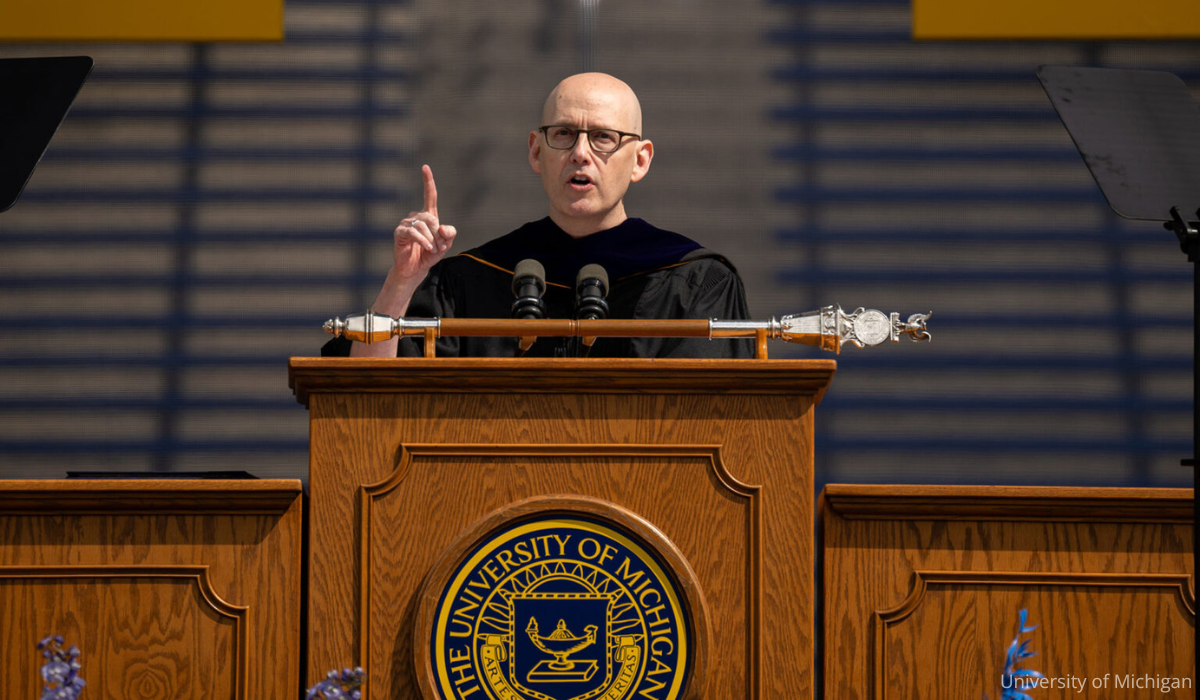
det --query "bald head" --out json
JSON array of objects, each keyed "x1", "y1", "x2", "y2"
[
  {"x1": 541, "y1": 72, "x2": 643, "y2": 135},
  {"x1": 529, "y1": 72, "x2": 653, "y2": 237}
]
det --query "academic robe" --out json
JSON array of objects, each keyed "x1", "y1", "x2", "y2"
[{"x1": 322, "y1": 217, "x2": 754, "y2": 358}]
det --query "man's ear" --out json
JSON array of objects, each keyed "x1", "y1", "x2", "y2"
[
  {"x1": 629, "y1": 139, "x2": 653, "y2": 183},
  {"x1": 528, "y1": 131, "x2": 542, "y2": 174}
]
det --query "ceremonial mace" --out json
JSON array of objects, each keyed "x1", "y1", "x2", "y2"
[{"x1": 324, "y1": 306, "x2": 932, "y2": 359}]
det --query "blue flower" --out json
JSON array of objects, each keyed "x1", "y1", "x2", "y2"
[
  {"x1": 999, "y1": 609, "x2": 1045, "y2": 700},
  {"x1": 41, "y1": 660, "x2": 71, "y2": 684},
  {"x1": 306, "y1": 666, "x2": 366, "y2": 699}
]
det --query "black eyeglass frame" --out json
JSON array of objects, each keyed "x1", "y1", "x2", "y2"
[{"x1": 538, "y1": 125, "x2": 642, "y2": 153}]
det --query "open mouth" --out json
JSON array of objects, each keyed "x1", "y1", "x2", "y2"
[{"x1": 568, "y1": 174, "x2": 593, "y2": 189}]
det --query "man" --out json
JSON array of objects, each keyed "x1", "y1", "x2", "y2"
[{"x1": 326, "y1": 72, "x2": 752, "y2": 358}]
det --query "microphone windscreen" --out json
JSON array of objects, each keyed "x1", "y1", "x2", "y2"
[
  {"x1": 576, "y1": 263, "x2": 609, "y2": 294},
  {"x1": 512, "y1": 258, "x2": 546, "y2": 296}
]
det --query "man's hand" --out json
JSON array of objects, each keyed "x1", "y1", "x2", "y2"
[
  {"x1": 392, "y1": 164, "x2": 458, "y2": 282},
  {"x1": 350, "y1": 164, "x2": 457, "y2": 357}
]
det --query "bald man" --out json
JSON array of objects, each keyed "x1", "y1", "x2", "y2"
[{"x1": 328, "y1": 73, "x2": 752, "y2": 358}]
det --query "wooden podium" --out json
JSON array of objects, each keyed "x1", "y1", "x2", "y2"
[{"x1": 289, "y1": 357, "x2": 836, "y2": 700}]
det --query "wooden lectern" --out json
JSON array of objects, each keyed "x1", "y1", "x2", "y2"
[{"x1": 290, "y1": 357, "x2": 836, "y2": 699}]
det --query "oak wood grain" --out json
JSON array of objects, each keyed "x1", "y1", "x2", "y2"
[
  {"x1": 0, "y1": 479, "x2": 303, "y2": 699},
  {"x1": 819, "y1": 485, "x2": 1196, "y2": 700},
  {"x1": 300, "y1": 359, "x2": 827, "y2": 700},
  {"x1": 289, "y1": 357, "x2": 837, "y2": 403}
]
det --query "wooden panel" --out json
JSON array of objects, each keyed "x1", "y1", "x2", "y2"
[
  {"x1": 360, "y1": 445, "x2": 757, "y2": 700},
  {"x1": 289, "y1": 357, "x2": 837, "y2": 402},
  {"x1": 297, "y1": 358, "x2": 828, "y2": 700},
  {"x1": 0, "y1": 566, "x2": 244, "y2": 699},
  {"x1": 0, "y1": 480, "x2": 303, "y2": 699},
  {"x1": 820, "y1": 485, "x2": 1196, "y2": 700}
]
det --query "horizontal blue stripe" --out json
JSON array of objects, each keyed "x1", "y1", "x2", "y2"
[
  {"x1": 0, "y1": 355, "x2": 301, "y2": 368},
  {"x1": 90, "y1": 67, "x2": 411, "y2": 81},
  {"x1": 68, "y1": 106, "x2": 406, "y2": 119},
  {"x1": 18, "y1": 188, "x2": 399, "y2": 203},
  {"x1": 0, "y1": 316, "x2": 340, "y2": 329},
  {"x1": 0, "y1": 398, "x2": 301, "y2": 411},
  {"x1": 0, "y1": 229, "x2": 389, "y2": 244},
  {"x1": 816, "y1": 435, "x2": 1191, "y2": 453},
  {"x1": 829, "y1": 355, "x2": 1192, "y2": 371},
  {"x1": 771, "y1": 144, "x2": 1081, "y2": 162},
  {"x1": 770, "y1": 105, "x2": 1057, "y2": 122},
  {"x1": 772, "y1": 66, "x2": 1046, "y2": 82},
  {"x1": 0, "y1": 267, "x2": 1186, "y2": 287},
  {"x1": 820, "y1": 397, "x2": 1193, "y2": 412},
  {"x1": 42, "y1": 146, "x2": 407, "y2": 162},
  {"x1": 0, "y1": 439, "x2": 308, "y2": 453},
  {"x1": 771, "y1": 65, "x2": 1200, "y2": 83},
  {"x1": 870, "y1": 313, "x2": 1191, "y2": 329},
  {"x1": 776, "y1": 267, "x2": 1192, "y2": 283},
  {"x1": 0, "y1": 273, "x2": 379, "y2": 287},
  {"x1": 773, "y1": 185, "x2": 1104, "y2": 203},
  {"x1": 774, "y1": 226, "x2": 1177, "y2": 244}
]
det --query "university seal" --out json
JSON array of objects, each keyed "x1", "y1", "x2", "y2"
[{"x1": 429, "y1": 514, "x2": 692, "y2": 700}]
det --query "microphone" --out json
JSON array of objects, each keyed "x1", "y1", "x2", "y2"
[
  {"x1": 511, "y1": 259, "x2": 547, "y2": 319},
  {"x1": 575, "y1": 264, "x2": 609, "y2": 320}
]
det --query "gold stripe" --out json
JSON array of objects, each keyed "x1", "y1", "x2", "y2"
[{"x1": 460, "y1": 254, "x2": 572, "y2": 290}]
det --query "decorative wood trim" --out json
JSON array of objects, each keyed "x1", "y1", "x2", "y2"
[
  {"x1": 0, "y1": 479, "x2": 302, "y2": 515},
  {"x1": 871, "y1": 570, "x2": 1198, "y2": 700},
  {"x1": 0, "y1": 565, "x2": 250, "y2": 699},
  {"x1": 822, "y1": 484, "x2": 1195, "y2": 523},
  {"x1": 289, "y1": 357, "x2": 837, "y2": 405},
  {"x1": 356, "y1": 443, "x2": 761, "y2": 700}
]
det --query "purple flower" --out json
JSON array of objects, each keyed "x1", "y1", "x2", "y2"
[
  {"x1": 37, "y1": 634, "x2": 85, "y2": 699},
  {"x1": 306, "y1": 666, "x2": 366, "y2": 699},
  {"x1": 41, "y1": 661, "x2": 71, "y2": 684}
]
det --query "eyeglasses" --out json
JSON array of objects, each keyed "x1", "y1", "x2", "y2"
[{"x1": 539, "y1": 125, "x2": 641, "y2": 154}]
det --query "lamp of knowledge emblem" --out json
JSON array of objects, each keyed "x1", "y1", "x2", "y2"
[{"x1": 429, "y1": 515, "x2": 692, "y2": 700}]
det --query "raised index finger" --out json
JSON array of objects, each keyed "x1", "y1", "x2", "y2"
[{"x1": 422, "y1": 164, "x2": 438, "y2": 216}]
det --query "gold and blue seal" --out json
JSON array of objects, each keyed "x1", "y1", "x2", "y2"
[{"x1": 430, "y1": 514, "x2": 692, "y2": 700}]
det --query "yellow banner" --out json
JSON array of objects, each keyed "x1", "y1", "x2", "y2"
[
  {"x1": 913, "y1": 0, "x2": 1200, "y2": 39},
  {"x1": 0, "y1": 0, "x2": 282, "y2": 41}
]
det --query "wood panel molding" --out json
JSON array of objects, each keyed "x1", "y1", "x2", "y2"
[
  {"x1": 0, "y1": 478, "x2": 302, "y2": 515},
  {"x1": 289, "y1": 357, "x2": 837, "y2": 405},
  {"x1": 356, "y1": 444, "x2": 761, "y2": 700},
  {"x1": 822, "y1": 484, "x2": 1195, "y2": 523},
  {"x1": 872, "y1": 570, "x2": 1198, "y2": 700},
  {"x1": 0, "y1": 564, "x2": 248, "y2": 699}
]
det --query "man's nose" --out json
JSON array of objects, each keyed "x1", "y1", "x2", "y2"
[{"x1": 569, "y1": 135, "x2": 594, "y2": 163}]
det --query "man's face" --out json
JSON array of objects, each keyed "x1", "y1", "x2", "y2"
[{"x1": 528, "y1": 77, "x2": 652, "y2": 236}]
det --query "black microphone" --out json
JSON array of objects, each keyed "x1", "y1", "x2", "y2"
[
  {"x1": 575, "y1": 264, "x2": 609, "y2": 320},
  {"x1": 511, "y1": 259, "x2": 547, "y2": 319}
]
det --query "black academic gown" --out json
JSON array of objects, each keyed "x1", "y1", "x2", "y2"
[{"x1": 323, "y1": 217, "x2": 754, "y2": 358}]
